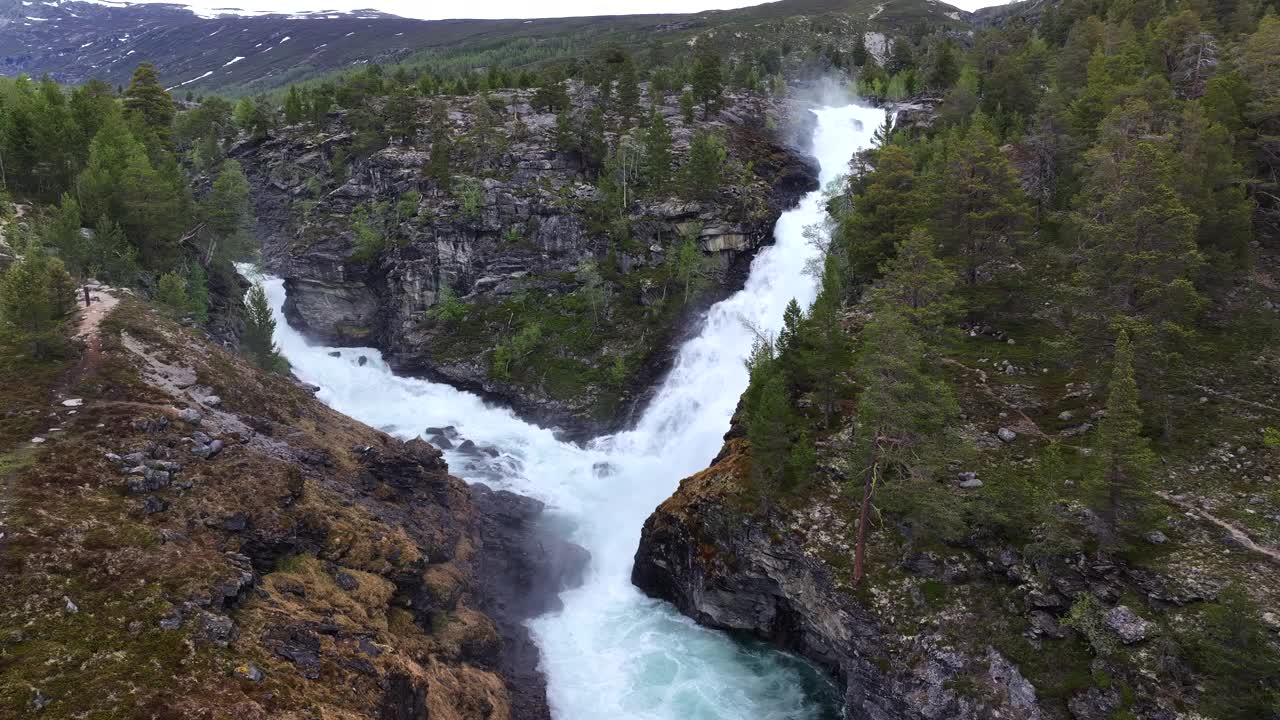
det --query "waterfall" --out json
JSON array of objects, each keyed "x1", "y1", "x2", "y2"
[{"x1": 258, "y1": 102, "x2": 884, "y2": 719}]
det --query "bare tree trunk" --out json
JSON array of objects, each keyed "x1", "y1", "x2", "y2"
[{"x1": 853, "y1": 440, "x2": 880, "y2": 587}]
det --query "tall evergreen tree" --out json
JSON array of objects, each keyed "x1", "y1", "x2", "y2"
[
  {"x1": 283, "y1": 86, "x2": 305, "y2": 125},
  {"x1": 0, "y1": 249, "x2": 74, "y2": 359},
  {"x1": 426, "y1": 100, "x2": 452, "y2": 191},
  {"x1": 849, "y1": 309, "x2": 957, "y2": 585},
  {"x1": 931, "y1": 121, "x2": 1031, "y2": 285},
  {"x1": 691, "y1": 43, "x2": 725, "y2": 119},
  {"x1": 242, "y1": 283, "x2": 287, "y2": 373},
  {"x1": 1085, "y1": 331, "x2": 1157, "y2": 547},
  {"x1": 869, "y1": 227, "x2": 958, "y2": 339},
  {"x1": 643, "y1": 110, "x2": 673, "y2": 194},
  {"x1": 123, "y1": 63, "x2": 175, "y2": 148},
  {"x1": 682, "y1": 130, "x2": 725, "y2": 201},
  {"x1": 202, "y1": 160, "x2": 254, "y2": 261},
  {"x1": 837, "y1": 144, "x2": 923, "y2": 284}
]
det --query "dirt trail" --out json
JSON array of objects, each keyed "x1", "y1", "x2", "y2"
[
  {"x1": 75, "y1": 285, "x2": 120, "y2": 341},
  {"x1": 1158, "y1": 491, "x2": 1280, "y2": 566}
]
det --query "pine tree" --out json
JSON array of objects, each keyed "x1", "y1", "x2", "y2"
[
  {"x1": 869, "y1": 227, "x2": 959, "y2": 340},
  {"x1": 1086, "y1": 331, "x2": 1157, "y2": 548},
  {"x1": 283, "y1": 86, "x2": 305, "y2": 125},
  {"x1": 45, "y1": 193, "x2": 86, "y2": 277},
  {"x1": 679, "y1": 90, "x2": 696, "y2": 124},
  {"x1": 187, "y1": 264, "x2": 209, "y2": 323},
  {"x1": 927, "y1": 40, "x2": 960, "y2": 90},
  {"x1": 643, "y1": 109, "x2": 673, "y2": 194},
  {"x1": 426, "y1": 100, "x2": 452, "y2": 191},
  {"x1": 836, "y1": 144, "x2": 923, "y2": 284},
  {"x1": 87, "y1": 215, "x2": 139, "y2": 286},
  {"x1": 123, "y1": 63, "x2": 175, "y2": 148},
  {"x1": 682, "y1": 130, "x2": 725, "y2": 201},
  {"x1": 691, "y1": 43, "x2": 725, "y2": 119},
  {"x1": 851, "y1": 31, "x2": 869, "y2": 67},
  {"x1": 385, "y1": 88, "x2": 418, "y2": 145},
  {"x1": 0, "y1": 250, "x2": 74, "y2": 359},
  {"x1": 242, "y1": 283, "x2": 287, "y2": 373},
  {"x1": 747, "y1": 369, "x2": 795, "y2": 490},
  {"x1": 849, "y1": 309, "x2": 958, "y2": 585},
  {"x1": 156, "y1": 272, "x2": 189, "y2": 313},
  {"x1": 203, "y1": 160, "x2": 253, "y2": 261},
  {"x1": 931, "y1": 121, "x2": 1031, "y2": 285},
  {"x1": 617, "y1": 59, "x2": 640, "y2": 124},
  {"x1": 886, "y1": 38, "x2": 915, "y2": 75}
]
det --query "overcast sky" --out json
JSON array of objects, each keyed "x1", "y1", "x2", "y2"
[{"x1": 128, "y1": 0, "x2": 1012, "y2": 21}]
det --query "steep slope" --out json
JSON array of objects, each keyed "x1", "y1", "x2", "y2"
[
  {"x1": 239, "y1": 84, "x2": 820, "y2": 439},
  {"x1": 0, "y1": 287, "x2": 585, "y2": 718}
]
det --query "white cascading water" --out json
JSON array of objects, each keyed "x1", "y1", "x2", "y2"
[{"x1": 258, "y1": 102, "x2": 883, "y2": 720}]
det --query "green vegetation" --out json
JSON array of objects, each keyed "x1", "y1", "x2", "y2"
[
  {"x1": 718, "y1": 2, "x2": 1280, "y2": 715},
  {"x1": 241, "y1": 283, "x2": 288, "y2": 373}
]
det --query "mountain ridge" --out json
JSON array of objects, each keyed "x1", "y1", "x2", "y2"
[{"x1": 0, "y1": 0, "x2": 970, "y2": 95}]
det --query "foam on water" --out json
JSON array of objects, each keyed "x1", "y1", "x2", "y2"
[{"x1": 256, "y1": 102, "x2": 884, "y2": 719}]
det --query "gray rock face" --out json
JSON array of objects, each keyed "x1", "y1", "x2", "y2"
[
  {"x1": 240, "y1": 87, "x2": 818, "y2": 437},
  {"x1": 1104, "y1": 605, "x2": 1151, "y2": 644},
  {"x1": 632, "y1": 493, "x2": 1046, "y2": 720}
]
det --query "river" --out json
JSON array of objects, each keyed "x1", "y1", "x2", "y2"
[{"x1": 260, "y1": 101, "x2": 883, "y2": 719}]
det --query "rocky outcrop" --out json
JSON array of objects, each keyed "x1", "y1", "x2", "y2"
[
  {"x1": 1, "y1": 294, "x2": 583, "y2": 718},
  {"x1": 237, "y1": 85, "x2": 817, "y2": 438},
  {"x1": 632, "y1": 438, "x2": 1047, "y2": 720}
]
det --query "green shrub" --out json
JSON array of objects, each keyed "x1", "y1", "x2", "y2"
[
  {"x1": 426, "y1": 282, "x2": 467, "y2": 324},
  {"x1": 156, "y1": 272, "x2": 189, "y2": 313}
]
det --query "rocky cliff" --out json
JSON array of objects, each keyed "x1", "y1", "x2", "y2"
[
  {"x1": 238, "y1": 85, "x2": 817, "y2": 439},
  {"x1": 633, "y1": 436, "x2": 1049, "y2": 720},
  {"x1": 634, "y1": 363, "x2": 1280, "y2": 719},
  {"x1": 0, "y1": 292, "x2": 585, "y2": 718}
]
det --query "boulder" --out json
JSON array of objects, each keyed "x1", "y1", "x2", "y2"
[{"x1": 1103, "y1": 605, "x2": 1151, "y2": 644}]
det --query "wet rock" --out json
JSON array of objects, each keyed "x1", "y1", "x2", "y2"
[
  {"x1": 1103, "y1": 605, "x2": 1151, "y2": 644},
  {"x1": 470, "y1": 483, "x2": 589, "y2": 720},
  {"x1": 357, "y1": 355, "x2": 368, "y2": 366},
  {"x1": 457, "y1": 439, "x2": 479, "y2": 454}
]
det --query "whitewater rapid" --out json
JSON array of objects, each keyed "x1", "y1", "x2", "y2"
[{"x1": 260, "y1": 102, "x2": 883, "y2": 719}]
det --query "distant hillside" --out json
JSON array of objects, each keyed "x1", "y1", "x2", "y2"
[{"x1": 0, "y1": 0, "x2": 970, "y2": 95}]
